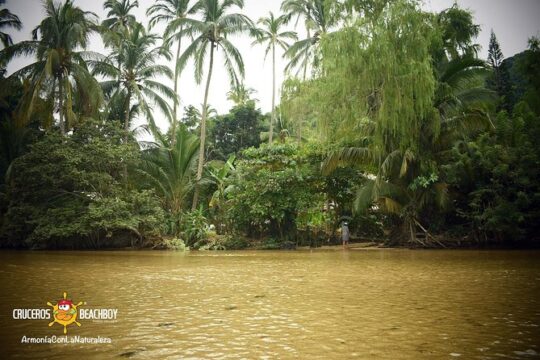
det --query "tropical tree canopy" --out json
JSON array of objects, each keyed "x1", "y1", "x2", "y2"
[
  {"x1": 176, "y1": 0, "x2": 253, "y2": 209},
  {"x1": 0, "y1": 0, "x2": 22, "y2": 48},
  {"x1": 93, "y1": 22, "x2": 176, "y2": 134},
  {"x1": 1, "y1": 0, "x2": 102, "y2": 132},
  {"x1": 252, "y1": 11, "x2": 296, "y2": 143},
  {"x1": 147, "y1": 0, "x2": 199, "y2": 145},
  {"x1": 0, "y1": 0, "x2": 539, "y2": 250}
]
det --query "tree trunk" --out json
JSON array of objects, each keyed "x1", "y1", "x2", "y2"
[
  {"x1": 303, "y1": 28, "x2": 311, "y2": 81},
  {"x1": 192, "y1": 43, "x2": 215, "y2": 210},
  {"x1": 124, "y1": 88, "x2": 131, "y2": 143},
  {"x1": 122, "y1": 88, "x2": 131, "y2": 183},
  {"x1": 58, "y1": 74, "x2": 65, "y2": 135},
  {"x1": 298, "y1": 27, "x2": 311, "y2": 142},
  {"x1": 269, "y1": 43, "x2": 276, "y2": 144},
  {"x1": 297, "y1": 112, "x2": 302, "y2": 142},
  {"x1": 171, "y1": 26, "x2": 183, "y2": 146},
  {"x1": 51, "y1": 76, "x2": 57, "y2": 130}
]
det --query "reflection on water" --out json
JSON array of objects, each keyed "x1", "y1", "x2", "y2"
[{"x1": 0, "y1": 249, "x2": 539, "y2": 359}]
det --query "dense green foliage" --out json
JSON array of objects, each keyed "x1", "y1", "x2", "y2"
[
  {"x1": 445, "y1": 105, "x2": 540, "y2": 244},
  {"x1": 206, "y1": 102, "x2": 266, "y2": 160},
  {"x1": 2, "y1": 120, "x2": 164, "y2": 248},
  {"x1": 0, "y1": 0, "x2": 539, "y2": 249},
  {"x1": 225, "y1": 143, "x2": 367, "y2": 247},
  {"x1": 227, "y1": 144, "x2": 313, "y2": 241}
]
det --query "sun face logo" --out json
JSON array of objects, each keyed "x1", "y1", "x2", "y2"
[{"x1": 47, "y1": 292, "x2": 84, "y2": 334}]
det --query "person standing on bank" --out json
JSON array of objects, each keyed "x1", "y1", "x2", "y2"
[{"x1": 342, "y1": 221, "x2": 350, "y2": 248}]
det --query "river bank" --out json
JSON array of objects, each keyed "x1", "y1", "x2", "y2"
[{"x1": 3, "y1": 239, "x2": 538, "y2": 251}]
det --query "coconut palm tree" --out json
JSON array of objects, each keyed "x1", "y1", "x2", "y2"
[
  {"x1": 101, "y1": 0, "x2": 139, "y2": 47},
  {"x1": 252, "y1": 12, "x2": 296, "y2": 144},
  {"x1": 436, "y1": 56, "x2": 493, "y2": 111},
  {"x1": 226, "y1": 83, "x2": 257, "y2": 106},
  {"x1": 281, "y1": 0, "x2": 328, "y2": 79},
  {"x1": 92, "y1": 23, "x2": 176, "y2": 139},
  {"x1": 176, "y1": 0, "x2": 253, "y2": 209},
  {"x1": 0, "y1": 0, "x2": 22, "y2": 48},
  {"x1": 280, "y1": 0, "x2": 312, "y2": 80},
  {"x1": 0, "y1": 0, "x2": 102, "y2": 134},
  {"x1": 99, "y1": 0, "x2": 141, "y2": 137},
  {"x1": 137, "y1": 123, "x2": 199, "y2": 235},
  {"x1": 147, "y1": 0, "x2": 198, "y2": 146}
]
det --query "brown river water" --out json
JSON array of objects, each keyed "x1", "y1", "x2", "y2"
[{"x1": 0, "y1": 249, "x2": 539, "y2": 359}]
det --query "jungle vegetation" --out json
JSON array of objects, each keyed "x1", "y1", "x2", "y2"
[{"x1": 0, "y1": 0, "x2": 539, "y2": 249}]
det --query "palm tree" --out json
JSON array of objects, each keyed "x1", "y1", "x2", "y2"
[
  {"x1": 252, "y1": 12, "x2": 296, "y2": 143},
  {"x1": 0, "y1": 0, "x2": 22, "y2": 48},
  {"x1": 101, "y1": 0, "x2": 139, "y2": 46},
  {"x1": 138, "y1": 123, "x2": 199, "y2": 235},
  {"x1": 100, "y1": 0, "x2": 141, "y2": 139},
  {"x1": 281, "y1": 0, "x2": 311, "y2": 80},
  {"x1": 226, "y1": 82, "x2": 257, "y2": 106},
  {"x1": 435, "y1": 56, "x2": 495, "y2": 143},
  {"x1": 147, "y1": 0, "x2": 198, "y2": 146},
  {"x1": 0, "y1": 0, "x2": 102, "y2": 134},
  {"x1": 281, "y1": 0, "x2": 328, "y2": 79},
  {"x1": 92, "y1": 23, "x2": 176, "y2": 140},
  {"x1": 176, "y1": 0, "x2": 253, "y2": 209}
]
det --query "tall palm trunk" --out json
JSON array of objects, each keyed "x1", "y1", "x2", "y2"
[
  {"x1": 192, "y1": 43, "x2": 215, "y2": 210},
  {"x1": 58, "y1": 73, "x2": 65, "y2": 135},
  {"x1": 124, "y1": 87, "x2": 131, "y2": 143},
  {"x1": 269, "y1": 42, "x2": 276, "y2": 144},
  {"x1": 297, "y1": 111, "x2": 302, "y2": 142},
  {"x1": 303, "y1": 27, "x2": 310, "y2": 81},
  {"x1": 51, "y1": 76, "x2": 57, "y2": 130},
  {"x1": 299, "y1": 21, "x2": 314, "y2": 141},
  {"x1": 122, "y1": 87, "x2": 132, "y2": 182},
  {"x1": 170, "y1": 26, "x2": 183, "y2": 146}
]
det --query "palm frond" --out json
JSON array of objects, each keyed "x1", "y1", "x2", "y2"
[{"x1": 322, "y1": 147, "x2": 372, "y2": 175}]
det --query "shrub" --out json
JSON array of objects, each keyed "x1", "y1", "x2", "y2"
[
  {"x1": 162, "y1": 237, "x2": 187, "y2": 251},
  {"x1": 181, "y1": 208, "x2": 209, "y2": 247}
]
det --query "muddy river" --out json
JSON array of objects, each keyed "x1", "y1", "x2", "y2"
[{"x1": 0, "y1": 249, "x2": 539, "y2": 359}]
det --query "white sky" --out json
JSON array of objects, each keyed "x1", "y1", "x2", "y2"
[{"x1": 4, "y1": 0, "x2": 540, "y2": 133}]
